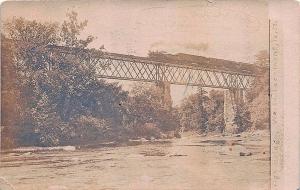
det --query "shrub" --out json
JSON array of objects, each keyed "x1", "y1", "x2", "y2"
[
  {"x1": 69, "y1": 115, "x2": 112, "y2": 144},
  {"x1": 234, "y1": 103, "x2": 252, "y2": 133},
  {"x1": 135, "y1": 123, "x2": 161, "y2": 139}
]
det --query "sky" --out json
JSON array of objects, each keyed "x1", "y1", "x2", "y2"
[{"x1": 1, "y1": 0, "x2": 269, "y2": 105}]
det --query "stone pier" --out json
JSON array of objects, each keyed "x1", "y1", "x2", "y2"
[
  {"x1": 156, "y1": 81, "x2": 172, "y2": 110},
  {"x1": 224, "y1": 89, "x2": 245, "y2": 133}
]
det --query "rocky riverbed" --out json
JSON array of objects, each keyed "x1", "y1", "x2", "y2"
[{"x1": 0, "y1": 130, "x2": 270, "y2": 190}]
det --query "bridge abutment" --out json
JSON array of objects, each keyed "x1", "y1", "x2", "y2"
[{"x1": 224, "y1": 89, "x2": 245, "y2": 133}]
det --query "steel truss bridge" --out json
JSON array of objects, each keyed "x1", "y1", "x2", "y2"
[{"x1": 46, "y1": 45, "x2": 265, "y2": 89}]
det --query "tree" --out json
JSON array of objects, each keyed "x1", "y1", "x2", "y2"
[
  {"x1": 178, "y1": 89, "x2": 225, "y2": 133},
  {"x1": 179, "y1": 90, "x2": 209, "y2": 132},
  {"x1": 124, "y1": 83, "x2": 180, "y2": 138},
  {"x1": 246, "y1": 50, "x2": 270, "y2": 130},
  {"x1": 2, "y1": 12, "x2": 128, "y2": 146},
  {"x1": 205, "y1": 90, "x2": 225, "y2": 133},
  {"x1": 254, "y1": 50, "x2": 269, "y2": 67},
  {"x1": 1, "y1": 35, "x2": 21, "y2": 148},
  {"x1": 234, "y1": 102, "x2": 252, "y2": 133}
]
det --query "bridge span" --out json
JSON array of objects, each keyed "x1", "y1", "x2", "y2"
[
  {"x1": 45, "y1": 45, "x2": 267, "y2": 133},
  {"x1": 46, "y1": 45, "x2": 265, "y2": 90}
]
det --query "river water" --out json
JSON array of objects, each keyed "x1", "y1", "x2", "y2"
[{"x1": 0, "y1": 132, "x2": 270, "y2": 190}]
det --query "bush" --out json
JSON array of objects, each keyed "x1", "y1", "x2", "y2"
[
  {"x1": 125, "y1": 83, "x2": 180, "y2": 134},
  {"x1": 178, "y1": 90, "x2": 224, "y2": 133},
  {"x1": 68, "y1": 115, "x2": 112, "y2": 144},
  {"x1": 135, "y1": 123, "x2": 161, "y2": 139},
  {"x1": 234, "y1": 103, "x2": 252, "y2": 133}
]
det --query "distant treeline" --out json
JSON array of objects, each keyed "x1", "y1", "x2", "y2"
[{"x1": 1, "y1": 12, "x2": 269, "y2": 149}]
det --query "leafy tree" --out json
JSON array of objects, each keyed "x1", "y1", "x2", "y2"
[
  {"x1": 254, "y1": 50, "x2": 269, "y2": 67},
  {"x1": 68, "y1": 115, "x2": 112, "y2": 144},
  {"x1": 205, "y1": 90, "x2": 225, "y2": 133},
  {"x1": 178, "y1": 89, "x2": 225, "y2": 133},
  {"x1": 246, "y1": 50, "x2": 270, "y2": 130},
  {"x1": 179, "y1": 90, "x2": 209, "y2": 132},
  {"x1": 234, "y1": 103, "x2": 252, "y2": 133},
  {"x1": 2, "y1": 12, "x2": 128, "y2": 146},
  {"x1": 231, "y1": 50, "x2": 269, "y2": 132},
  {"x1": 124, "y1": 83, "x2": 180, "y2": 138},
  {"x1": 1, "y1": 35, "x2": 21, "y2": 148}
]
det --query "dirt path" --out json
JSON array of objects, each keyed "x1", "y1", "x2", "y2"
[{"x1": 0, "y1": 131, "x2": 270, "y2": 190}]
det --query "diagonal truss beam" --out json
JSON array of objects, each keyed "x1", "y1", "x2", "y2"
[
  {"x1": 95, "y1": 59, "x2": 255, "y2": 89},
  {"x1": 46, "y1": 45, "x2": 257, "y2": 89}
]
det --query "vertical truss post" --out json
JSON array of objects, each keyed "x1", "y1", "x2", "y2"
[
  {"x1": 47, "y1": 45, "x2": 257, "y2": 89},
  {"x1": 155, "y1": 64, "x2": 160, "y2": 82}
]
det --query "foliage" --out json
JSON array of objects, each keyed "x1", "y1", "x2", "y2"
[
  {"x1": 124, "y1": 83, "x2": 180, "y2": 137},
  {"x1": 254, "y1": 50, "x2": 269, "y2": 67},
  {"x1": 246, "y1": 50, "x2": 270, "y2": 130},
  {"x1": 205, "y1": 90, "x2": 225, "y2": 132},
  {"x1": 234, "y1": 102, "x2": 252, "y2": 133},
  {"x1": 179, "y1": 93, "x2": 206, "y2": 132},
  {"x1": 179, "y1": 89, "x2": 224, "y2": 133},
  {"x1": 232, "y1": 50, "x2": 269, "y2": 132},
  {"x1": 135, "y1": 123, "x2": 162, "y2": 139},
  {"x1": 2, "y1": 13, "x2": 183, "y2": 147},
  {"x1": 1, "y1": 35, "x2": 21, "y2": 148},
  {"x1": 2, "y1": 12, "x2": 127, "y2": 146},
  {"x1": 2, "y1": 12, "x2": 269, "y2": 148},
  {"x1": 68, "y1": 115, "x2": 113, "y2": 144}
]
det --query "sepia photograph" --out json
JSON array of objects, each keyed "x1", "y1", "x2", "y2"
[{"x1": 0, "y1": 0, "x2": 276, "y2": 189}]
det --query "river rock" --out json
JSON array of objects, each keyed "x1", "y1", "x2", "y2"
[{"x1": 234, "y1": 145, "x2": 252, "y2": 156}]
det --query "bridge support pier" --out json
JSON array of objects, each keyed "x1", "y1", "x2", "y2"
[
  {"x1": 156, "y1": 81, "x2": 172, "y2": 110},
  {"x1": 224, "y1": 89, "x2": 245, "y2": 134}
]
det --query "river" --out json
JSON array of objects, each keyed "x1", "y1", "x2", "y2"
[{"x1": 0, "y1": 132, "x2": 270, "y2": 190}]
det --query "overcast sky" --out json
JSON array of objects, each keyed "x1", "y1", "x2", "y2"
[{"x1": 1, "y1": 0, "x2": 269, "y2": 105}]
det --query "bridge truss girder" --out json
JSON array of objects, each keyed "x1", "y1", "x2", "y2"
[
  {"x1": 47, "y1": 46, "x2": 255, "y2": 90},
  {"x1": 95, "y1": 57, "x2": 254, "y2": 89}
]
